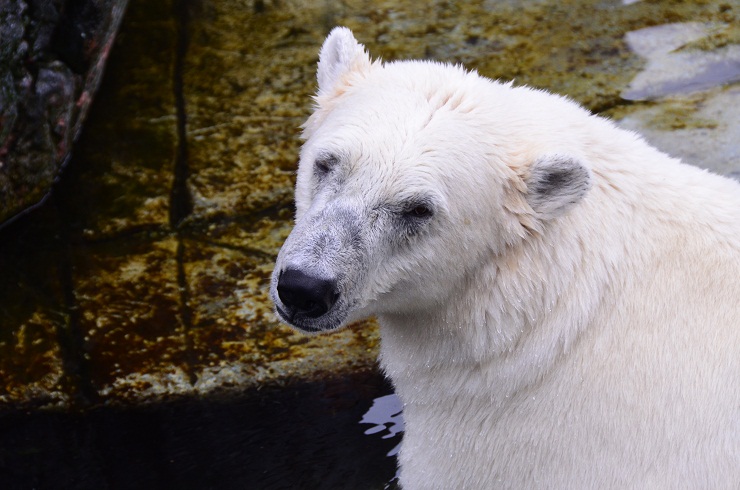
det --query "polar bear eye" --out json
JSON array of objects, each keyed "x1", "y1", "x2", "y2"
[
  {"x1": 406, "y1": 204, "x2": 434, "y2": 219},
  {"x1": 393, "y1": 199, "x2": 437, "y2": 239},
  {"x1": 400, "y1": 200, "x2": 436, "y2": 224},
  {"x1": 314, "y1": 153, "x2": 339, "y2": 177}
]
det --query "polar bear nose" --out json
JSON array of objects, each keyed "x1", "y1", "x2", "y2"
[{"x1": 277, "y1": 268, "x2": 339, "y2": 319}]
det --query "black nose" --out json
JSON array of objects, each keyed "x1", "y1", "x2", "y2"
[{"x1": 277, "y1": 268, "x2": 339, "y2": 319}]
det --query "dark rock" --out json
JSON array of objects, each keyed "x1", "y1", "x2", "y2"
[{"x1": 0, "y1": 0, "x2": 128, "y2": 228}]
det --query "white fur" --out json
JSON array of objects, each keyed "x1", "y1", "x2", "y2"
[{"x1": 271, "y1": 27, "x2": 740, "y2": 489}]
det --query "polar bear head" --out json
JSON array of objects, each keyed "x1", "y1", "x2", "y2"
[{"x1": 270, "y1": 27, "x2": 592, "y2": 334}]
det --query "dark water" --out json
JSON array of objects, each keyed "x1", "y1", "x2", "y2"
[{"x1": 0, "y1": 370, "x2": 400, "y2": 489}]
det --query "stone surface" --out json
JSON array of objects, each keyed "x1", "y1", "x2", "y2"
[
  {"x1": 621, "y1": 22, "x2": 740, "y2": 100},
  {"x1": 616, "y1": 85, "x2": 740, "y2": 178},
  {"x1": 608, "y1": 17, "x2": 740, "y2": 178},
  {"x1": 0, "y1": 0, "x2": 129, "y2": 227}
]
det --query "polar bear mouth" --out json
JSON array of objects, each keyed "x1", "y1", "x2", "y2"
[
  {"x1": 274, "y1": 304, "x2": 341, "y2": 333},
  {"x1": 274, "y1": 302, "x2": 347, "y2": 333}
]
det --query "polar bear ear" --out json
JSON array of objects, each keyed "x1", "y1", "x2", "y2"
[
  {"x1": 525, "y1": 154, "x2": 592, "y2": 220},
  {"x1": 317, "y1": 27, "x2": 371, "y2": 96}
]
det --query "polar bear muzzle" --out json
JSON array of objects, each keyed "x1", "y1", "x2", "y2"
[
  {"x1": 270, "y1": 199, "x2": 368, "y2": 333},
  {"x1": 276, "y1": 268, "x2": 339, "y2": 323}
]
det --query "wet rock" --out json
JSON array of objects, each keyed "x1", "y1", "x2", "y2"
[
  {"x1": 622, "y1": 22, "x2": 740, "y2": 100},
  {"x1": 0, "y1": 201, "x2": 74, "y2": 408},
  {"x1": 616, "y1": 86, "x2": 740, "y2": 177},
  {"x1": 59, "y1": 0, "x2": 178, "y2": 240},
  {"x1": 608, "y1": 15, "x2": 740, "y2": 177},
  {"x1": 0, "y1": 0, "x2": 129, "y2": 228},
  {"x1": 75, "y1": 236, "x2": 190, "y2": 400}
]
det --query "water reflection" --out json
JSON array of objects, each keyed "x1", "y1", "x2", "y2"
[{"x1": 361, "y1": 393, "x2": 405, "y2": 457}]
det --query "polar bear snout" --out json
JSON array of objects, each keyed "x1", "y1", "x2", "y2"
[
  {"x1": 271, "y1": 200, "x2": 369, "y2": 333},
  {"x1": 276, "y1": 268, "x2": 339, "y2": 321}
]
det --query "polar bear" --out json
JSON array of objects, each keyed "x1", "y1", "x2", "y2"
[{"x1": 270, "y1": 27, "x2": 740, "y2": 489}]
